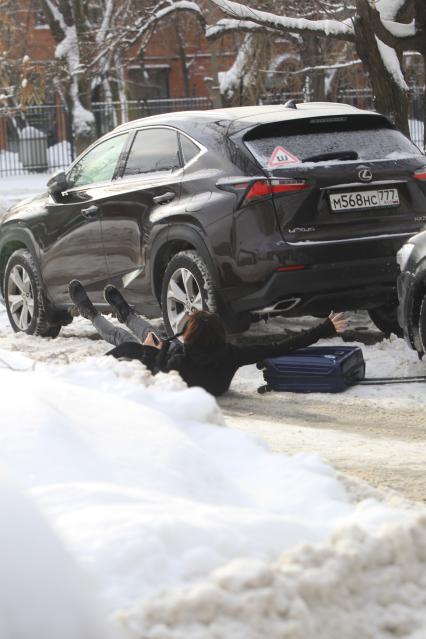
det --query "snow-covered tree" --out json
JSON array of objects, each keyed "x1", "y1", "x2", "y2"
[
  {"x1": 207, "y1": 0, "x2": 425, "y2": 139},
  {"x1": 365, "y1": 0, "x2": 426, "y2": 147},
  {"x1": 38, "y1": 0, "x2": 205, "y2": 152},
  {"x1": 0, "y1": 1, "x2": 48, "y2": 107}
]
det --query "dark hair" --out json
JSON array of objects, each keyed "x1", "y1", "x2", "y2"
[{"x1": 183, "y1": 310, "x2": 226, "y2": 348}]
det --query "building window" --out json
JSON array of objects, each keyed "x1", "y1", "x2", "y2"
[
  {"x1": 145, "y1": 66, "x2": 170, "y2": 99},
  {"x1": 32, "y1": 0, "x2": 48, "y2": 28}
]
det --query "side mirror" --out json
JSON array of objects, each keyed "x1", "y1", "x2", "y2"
[{"x1": 47, "y1": 171, "x2": 68, "y2": 199}]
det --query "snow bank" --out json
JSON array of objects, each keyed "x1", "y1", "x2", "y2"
[
  {"x1": 0, "y1": 479, "x2": 111, "y2": 639},
  {"x1": 0, "y1": 317, "x2": 425, "y2": 637},
  {"x1": 0, "y1": 352, "x2": 359, "y2": 613},
  {"x1": 121, "y1": 514, "x2": 426, "y2": 639}
]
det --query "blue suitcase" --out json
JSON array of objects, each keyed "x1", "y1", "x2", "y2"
[{"x1": 258, "y1": 346, "x2": 365, "y2": 394}]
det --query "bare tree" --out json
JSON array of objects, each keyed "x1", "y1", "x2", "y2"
[
  {"x1": 37, "y1": 0, "x2": 205, "y2": 152},
  {"x1": 365, "y1": 0, "x2": 426, "y2": 147},
  {"x1": 207, "y1": 0, "x2": 425, "y2": 137}
]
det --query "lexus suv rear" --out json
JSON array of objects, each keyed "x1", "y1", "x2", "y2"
[{"x1": 1, "y1": 102, "x2": 425, "y2": 338}]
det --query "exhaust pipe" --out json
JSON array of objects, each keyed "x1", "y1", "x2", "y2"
[{"x1": 253, "y1": 297, "x2": 301, "y2": 315}]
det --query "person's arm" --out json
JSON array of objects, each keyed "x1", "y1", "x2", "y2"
[
  {"x1": 233, "y1": 318, "x2": 337, "y2": 367},
  {"x1": 149, "y1": 340, "x2": 186, "y2": 375}
]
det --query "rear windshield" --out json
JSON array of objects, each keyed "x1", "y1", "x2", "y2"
[{"x1": 244, "y1": 115, "x2": 420, "y2": 168}]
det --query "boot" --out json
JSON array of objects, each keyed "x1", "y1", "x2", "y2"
[
  {"x1": 68, "y1": 280, "x2": 98, "y2": 320},
  {"x1": 103, "y1": 285, "x2": 131, "y2": 323}
]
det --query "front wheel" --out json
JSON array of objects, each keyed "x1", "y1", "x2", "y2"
[
  {"x1": 368, "y1": 302, "x2": 403, "y2": 338},
  {"x1": 4, "y1": 249, "x2": 61, "y2": 337},
  {"x1": 161, "y1": 250, "x2": 219, "y2": 336}
]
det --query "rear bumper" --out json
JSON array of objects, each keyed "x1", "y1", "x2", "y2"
[{"x1": 233, "y1": 260, "x2": 399, "y2": 315}]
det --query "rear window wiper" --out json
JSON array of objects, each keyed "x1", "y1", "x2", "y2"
[{"x1": 302, "y1": 150, "x2": 359, "y2": 163}]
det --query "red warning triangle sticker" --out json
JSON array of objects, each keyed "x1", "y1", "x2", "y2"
[{"x1": 267, "y1": 146, "x2": 300, "y2": 167}]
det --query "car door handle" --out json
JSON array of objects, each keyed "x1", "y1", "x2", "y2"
[
  {"x1": 81, "y1": 205, "x2": 100, "y2": 219},
  {"x1": 153, "y1": 191, "x2": 176, "y2": 205}
]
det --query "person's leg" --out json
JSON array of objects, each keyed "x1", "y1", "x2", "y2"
[
  {"x1": 93, "y1": 315, "x2": 139, "y2": 346},
  {"x1": 104, "y1": 285, "x2": 157, "y2": 342},
  {"x1": 125, "y1": 311, "x2": 156, "y2": 342},
  {"x1": 68, "y1": 280, "x2": 140, "y2": 346}
]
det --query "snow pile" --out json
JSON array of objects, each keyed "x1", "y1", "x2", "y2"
[
  {"x1": 0, "y1": 337, "x2": 425, "y2": 637},
  {"x1": 0, "y1": 479, "x2": 111, "y2": 639},
  {"x1": 0, "y1": 173, "x2": 48, "y2": 212},
  {"x1": 0, "y1": 350, "x2": 355, "y2": 613},
  {"x1": 121, "y1": 515, "x2": 426, "y2": 639}
]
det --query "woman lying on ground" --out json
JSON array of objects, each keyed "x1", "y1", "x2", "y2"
[{"x1": 68, "y1": 280, "x2": 348, "y2": 397}]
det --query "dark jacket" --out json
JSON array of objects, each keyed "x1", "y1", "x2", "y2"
[{"x1": 108, "y1": 319, "x2": 337, "y2": 396}]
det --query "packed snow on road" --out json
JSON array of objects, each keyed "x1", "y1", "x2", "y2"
[{"x1": 1, "y1": 177, "x2": 426, "y2": 638}]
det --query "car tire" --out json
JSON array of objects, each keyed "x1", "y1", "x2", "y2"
[
  {"x1": 4, "y1": 249, "x2": 61, "y2": 338},
  {"x1": 418, "y1": 294, "x2": 426, "y2": 352},
  {"x1": 161, "y1": 250, "x2": 220, "y2": 336},
  {"x1": 368, "y1": 302, "x2": 403, "y2": 338}
]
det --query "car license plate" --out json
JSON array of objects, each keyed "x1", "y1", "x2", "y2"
[{"x1": 329, "y1": 188, "x2": 400, "y2": 212}]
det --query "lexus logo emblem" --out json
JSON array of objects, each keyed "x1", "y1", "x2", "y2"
[{"x1": 358, "y1": 167, "x2": 373, "y2": 182}]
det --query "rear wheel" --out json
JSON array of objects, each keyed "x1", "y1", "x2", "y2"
[
  {"x1": 161, "y1": 250, "x2": 218, "y2": 336},
  {"x1": 368, "y1": 302, "x2": 403, "y2": 337},
  {"x1": 4, "y1": 249, "x2": 61, "y2": 337}
]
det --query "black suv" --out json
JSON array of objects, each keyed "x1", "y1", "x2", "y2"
[{"x1": 1, "y1": 103, "x2": 425, "y2": 338}]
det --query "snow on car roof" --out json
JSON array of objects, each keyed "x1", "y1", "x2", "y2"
[{"x1": 113, "y1": 102, "x2": 377, "y2": 136}]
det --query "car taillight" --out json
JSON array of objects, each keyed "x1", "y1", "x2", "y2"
[
  {"x1": 414, "y1": 168, "x2": 426, "y2": 181},
  {"x1": 276, "y1": 264, "x2": 305, "y2": 272},
  {"x1": 244, "y1": 179, "x2": 308, "y2": 203},
  {"x1": 216, "y1": 177, "x2": 309, "y2": 206}
]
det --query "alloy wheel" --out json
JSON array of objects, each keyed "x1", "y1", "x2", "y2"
[
  {"x1": 166, "y1": 267, "x2": 204, "y2": 333},
  {"x1": 7, "y1": 264, "x2": 35, "y2": 331}
]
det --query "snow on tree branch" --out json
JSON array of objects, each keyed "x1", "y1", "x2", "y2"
[
  {"x1": 373, "y1": 0, "x2": 409, "y2": 21},
  {"x1": 218, "y1": 34, "x2": 255, "y2": 100},
  {"x1": 206, "y1": 18, "x2": 273, "y2": 39},
  {"x1": 371, "y1": 0, "x2": 415, "y2": 38},
  {"x1": 124, "y1": 0, "x2": 205, "y2": 48},
  {"x1": 364, "y1": 0, "x2": 422, "y2": 50},
  {"x1": 207, "y1": 0, "x2": 355, "y2": 40},
  {"x1": 379, "y1": 18, "x2": 415, "y2": 38},
  {"x1": 375, "y1": 36, "x2": 409, "y2": 90}
]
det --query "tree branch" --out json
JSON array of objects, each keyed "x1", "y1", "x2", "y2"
[{"x1": 207, "y1": 0, "x2": 356, "y2": 42}]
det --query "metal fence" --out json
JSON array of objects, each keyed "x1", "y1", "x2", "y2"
[
  {"x1": 0, "y1": 90, "x2": 424, "y2": 177},
  {"x1": 0, "y1": 104, "x2": 74, "y2": 177},
  {"x1": 92, "y1": 96, "x2": 213, "y2": 136},
  {"x1": 0, "y1": 96, "x2": 213, "y2": 177}
]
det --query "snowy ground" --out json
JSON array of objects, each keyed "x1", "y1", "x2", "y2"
[
  {"x1": 1, "y1": 306, "x2": 426, "y2": 639},
  {"x1": 1, "y1": 176, "x2": 426, "y2": 638}
]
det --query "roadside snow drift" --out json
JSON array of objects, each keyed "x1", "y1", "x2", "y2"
[
  {"x1": 0, "y1": 479, "x2": 110, "y2": 639},
  {"x1": 0, "y1": 332, "x2": 426, "y2": 638}
]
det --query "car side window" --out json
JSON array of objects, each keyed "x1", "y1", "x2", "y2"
[
  {"x1": 67, "y1": 133, "x2": 128, "y2": 189},
  {"x1": 180, "y1": 134, "x2": 200, "y2": 165},
  {"x1": 123, "y1": 128, "x2": 181, "y2": 177}
]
